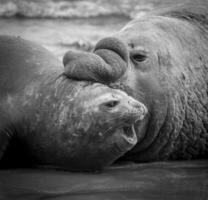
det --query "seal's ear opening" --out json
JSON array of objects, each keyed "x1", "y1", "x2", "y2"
[{"x1": 63, "y1": 37, "x2": 129, "y2": 84}]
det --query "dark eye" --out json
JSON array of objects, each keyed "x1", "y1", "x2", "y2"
[
  {"x1": 130, "y1": 50, "x2": 147, "y2": 63},
  {"x1": 103, "y1": 100, "x2": 120, "y2": 109}
]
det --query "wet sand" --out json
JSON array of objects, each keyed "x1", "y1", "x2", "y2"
[{"x1": 1, "y1": 160, "x2": 208, "y2": 200}]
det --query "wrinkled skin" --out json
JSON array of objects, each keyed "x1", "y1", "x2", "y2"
[
  {"x1": 0, "y1": 36, "x2": 147, "y2": 171},
  {"x1": 63, "y1": 3, "x2": 208, "y2": 162}
]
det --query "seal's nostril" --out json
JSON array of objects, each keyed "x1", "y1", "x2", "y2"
[{"x1": 103, "y1": 100, "x2": 120, "y2": 109}]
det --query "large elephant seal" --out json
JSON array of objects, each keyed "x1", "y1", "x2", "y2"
[
  {"x1": 0, "y1": 36, "x2": 147, "y2": 171},
  {"x1": 63, "y1": 2, "x2": 208, "y2": 162}
]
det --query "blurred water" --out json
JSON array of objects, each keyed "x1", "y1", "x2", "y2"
[
  {"x1": 0, "y1": 16, "x2": 129, "y2": 59},
  {"x1": 0, "y1": 0, "x2": 200, "y2": 59},
  {"x1": 0, "y1": 0, "x2": 154, "y2": 18},
  {"x1": 0, "y1": 0, "x2": 198, "y2": 18}
]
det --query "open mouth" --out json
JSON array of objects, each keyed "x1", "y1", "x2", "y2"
[
  {"x1": 122, "y1": 125, "x2": 138, "y2": 145},
  {"x1": 113, "y1": 125, "x2": 138, "y2": 154}
]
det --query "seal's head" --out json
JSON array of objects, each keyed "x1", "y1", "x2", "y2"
[
  {"x1": 62, "y1": 3, "x2": 208, "y2": 162},
  {"x1": 25, "y1": 80, "x2": 147, "y2": 171},
  {"x1": 65, "y1": 83, "x2": 147, "y2": 171}
]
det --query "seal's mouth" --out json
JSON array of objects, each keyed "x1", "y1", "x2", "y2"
[
  {"x1": 123, "y1": 125, "x2": 138, "y2": 145},
  {"x1": 115, "y1": 125, "x2": 138, "y2": 153}
]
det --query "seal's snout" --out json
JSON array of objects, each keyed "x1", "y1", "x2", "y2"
[
  {"x1": 63, "y1": 37, "x2": 129, "y2": 85},
  {"x1": 129, "y1": 99, "x2": 148, "y2": 121},
  {"x1": 97, "y1": 89, "x2": 147, "y2": 123},
  {"x1": 94, "y1": 37, "x2": 129, "y2": 63}
]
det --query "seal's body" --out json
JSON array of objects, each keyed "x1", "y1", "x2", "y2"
[
  {"x1": 63, "y1": 3, "x2": 208, "y2": 162},
  {"x1": 0, "y1": 36, "x2": 147, "y2": 171}
]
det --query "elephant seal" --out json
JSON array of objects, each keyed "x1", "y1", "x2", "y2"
[
  {"x1": 0, "y1": 35, "x2": 147, "y2": 171},
  {"x1": 63, "y1": 2, "x2": 208, "y2": 162}
]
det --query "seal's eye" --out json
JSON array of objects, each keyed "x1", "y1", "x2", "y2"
[
  {"x1": 103, "y1": 100, "x2": 120, "y2": 109},
  {"x1": 130, "y1": 50, "x2": 147, "y2": 63}
]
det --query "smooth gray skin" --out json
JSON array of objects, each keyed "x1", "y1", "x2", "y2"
[
  {"x1": 0, "y1": 36, "x2": 147, "y2": 171},
  {"x1": 63, "y1": 3, "x2": 208, "y2": 162}
]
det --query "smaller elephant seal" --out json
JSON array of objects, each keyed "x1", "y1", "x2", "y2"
[
  {"x1": 63, "y1": 2, "x2": 208, "y2": 162},
  {"x1": 0, "y1": 35, "x2": 147, "y2": 172}
]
